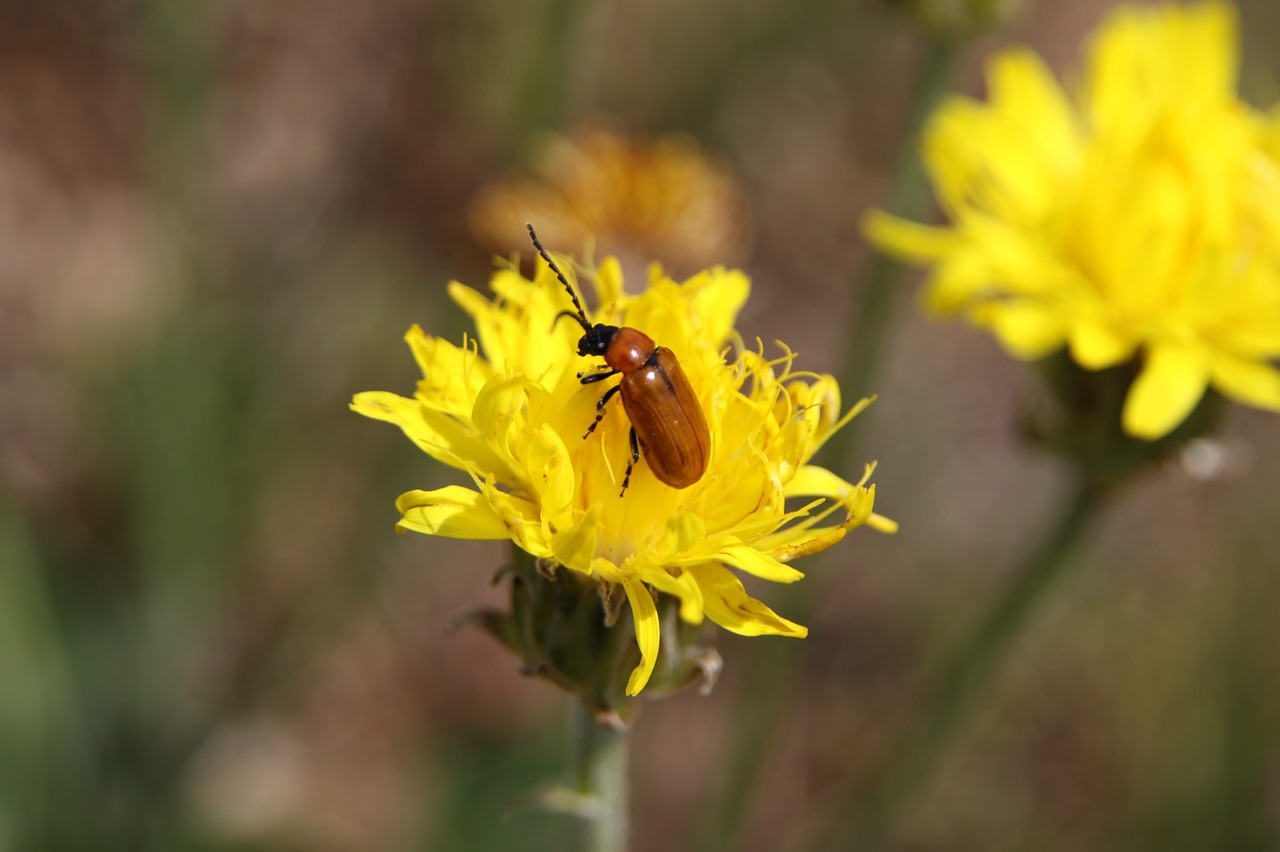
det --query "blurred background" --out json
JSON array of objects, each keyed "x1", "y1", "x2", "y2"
[{"x1": 3, "y1": 0, "x2": 1280, "y2": 849}]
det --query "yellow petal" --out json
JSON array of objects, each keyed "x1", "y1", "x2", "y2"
[
  {"x1": 447, "y1": 281, "x2": 510, "y2": 368},
  {"x1": 973, "y1": 300, "x2": 1065, "y2": 359},
  {"x1": 640, "y1": 563, "x2": 705, "y2": 625},
  {"x1": 549, "y1": 504, "x2": 600, "y2": 574},
  {"x1": 478, "y1": 479, "x2": 550, "y2": 557},
  {"x1": 714, "y1": 544, "x2": 804, "y2": 584},
  {"x1": 757, "y1": 485, "x2": 880, "y2": 562},
  {"x1": 1069, "y1": 320, "x2": 1137, "y2": 369},
  {"x1": 1122, "y1": 344, "x2": 1210, "y2": 439},
  {"x1": 862, "y1": 210, "x2": 958, "y2": 262},
  {"x1": 471, "y1": 375, "x2": 538, "y2": 470},
  {"x1": 689, "y1": 267, "x2": 749, "y2": 346},
  {"x1": 405, "y1": 325, "x2": 492, "y2": 416},
  {"x1": 1210, "y1": 352, "x2": 1280, "y2": 411},
  {"x1": 527, "y1": 424, "x2": 575, "y2": 532},
  {"x1": 662, "y1": 510, "x2": 707, "y2": 558},
  {"x1": 692, "y1": 562, "x2": 807, "y2": 637},
  {"x1": 935, "y1": 49, "x2": 1078, "y2": 221},
  {"x1": 394, "y1": 486, "x2": 510, "y2": 538},
  {"x1": 784, "y1": 465, "x2": 854, "y2": 499},
  {"x1": 620, "y1": 576, "x2": 660, "y2": 696},
  {"x1": 986, "y1": 49, "x2": 1079, "y2": 188},
  {"x1": 351, "y1": 391, "x2": 505, "y2": 474},
  {"x1": 867, "y1": 513, "x2": 900, "y2": 534},
  {"x1": 922, "y1": 251, "x2": 993, "y2": 315},
  {"x1": 594, "y1": 255, "x2": 625, "y2": 313}
]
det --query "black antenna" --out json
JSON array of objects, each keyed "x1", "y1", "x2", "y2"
[{"x1": 527, "y1": 223, "x2": 591, "y2": 332}]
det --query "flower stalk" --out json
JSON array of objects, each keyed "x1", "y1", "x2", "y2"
[
  {"x1": 837, "y1": 6, "x2": 1280, "y2": 838},
  {"x1": 570, "y1": 701, "x2": 630, "y2": 852},
  {"x1": 823, "y1": 473, "x2": 1103, "y2": 850},
  {"x1": 693, "y1": 34, "x2": 958, "y2": 852}
]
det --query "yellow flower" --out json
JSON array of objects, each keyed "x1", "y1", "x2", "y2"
[
  {"x1": 865, "y1": 2, "x2": 1280, "y2": 439},
  {"x1": 469, "y1": 126, "x2": 750, "y2": 275},
  {"x1": 352, "y1": 253, "x2": 894, "y2": 695}
]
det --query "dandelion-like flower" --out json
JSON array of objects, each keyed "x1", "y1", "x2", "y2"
[
  {"x1": 352, "y1": 248, "x2": 893, "y2": 699},
  {"x1": 865, "y1": 1, "x2": 1280, "y2": 440},
  {"x1": 469, "y1": 126, "x2": 750, "y2": 275}
]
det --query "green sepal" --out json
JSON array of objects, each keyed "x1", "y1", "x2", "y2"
[{"x1": 1027, "y1": 350, "x2": 1224, "y2": 487}]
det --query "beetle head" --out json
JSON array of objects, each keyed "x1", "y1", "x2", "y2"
[{"x1": 577, "y1": 324, "x2": 618, "y2": 357}]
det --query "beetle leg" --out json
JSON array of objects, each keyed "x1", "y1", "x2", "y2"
[
  {"x1": 619, "y1": 426, "x2": 640, "y2": 496},
  {"x1": 584, "y1": 384, "x2": 622, "y2": 439},
  {"x1": 579, "y1": 368, "x2": 618, "y2": 384}
]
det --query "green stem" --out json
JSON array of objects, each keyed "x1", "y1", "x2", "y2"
[
  {"x1": 824, "y1": 475, "x2": 1104, "y2": 850},
  {"x1": 571, "y1": 700, "x2": 630, "y2": 852},
  {"x1": 831, "y1": 35, "x2": 957, "y2": 467},
  {"x1": 690, "y1": 37, "x2": 959, "y2": 852},
  {"x1": 508, "y1": 0, "x2": 594, "y2": 161}
]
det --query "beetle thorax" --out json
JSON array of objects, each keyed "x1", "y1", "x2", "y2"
[{"x1": 603, "y1": 326, "x2": 656, "y2": 374}]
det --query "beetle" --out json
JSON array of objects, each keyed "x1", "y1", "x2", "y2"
[{"x1": 527, "y1": 224, "x2": 710, "y2": 495}]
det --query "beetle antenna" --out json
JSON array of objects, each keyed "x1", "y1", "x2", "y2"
[{"x1": 527, "y1": 223, "x2": 591, "y2": 332}]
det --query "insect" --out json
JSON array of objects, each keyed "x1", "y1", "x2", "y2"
[{"x1": 527, "y1": 224, "x2": 710, "y2": 495}]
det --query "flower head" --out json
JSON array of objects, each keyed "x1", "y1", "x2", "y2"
[
  {"x1": 353, "y1": 251, "x2": 893, "y2": 696},
  {"x1": 469, "y1": 126, "x2": 750, "y2": 275},
  {"x1": 865, "y1": 2, "x2": 1280, "y2": 439}
]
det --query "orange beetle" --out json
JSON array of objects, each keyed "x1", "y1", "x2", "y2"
[{"x1": 528, "y1": 224, "x2": 710, "y2": 495}]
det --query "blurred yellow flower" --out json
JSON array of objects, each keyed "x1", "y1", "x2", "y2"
[
  {"x1": 865, "y1": 2, "x2": 1280, "y2": 439},
  {"x1": 352, "y1": 253, "x2": 894, "y2": 695},
  {"x1": 469, "y1": 127, "x2": 750, "y2": 275}
]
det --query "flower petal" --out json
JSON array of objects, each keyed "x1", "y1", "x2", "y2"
[
  {"x1": 784, "y1": 464, "x2": 854, "y2": 499},
  {"x1": 691, "y1": 562, "x2": 807, "y2": 638},
  {"x1": 714, "y1": 544, "x2": 804, "y2": 584},
  {"x1": 527, "y1": 425, "x2": 575, "y2": 531},
  {"x1": 688, "y1": 267, "x2": 750, "y2": 347},
  {"x1": 972, "y1": 300, "x2": 1066, "y2": 359},
  {"x1": 620, "y1": 576, "x2": 660, "y2": 696},
  {"x1": 1122, "y1": 343, "x2": 1211, "y2": 439},
  {"x1": 1069, "y1": 320, "x2": 1137, "y2": 369},
  {"x1": 395, "y1": 486, "x2": 511, "y2": 538},
  {"x1": 640, "y1": 563, "x2": 705, "y2": 625},
  {"x1": 1210, "y1": 352, "x2": 1280, "y2": 411},
  {"x1": 472, "y1": 375, "x2": 544, "y2": 473},
  {"x1": 351, "y1": 391, "x2": 505, "y2": 474},
  {"x1": 406, "y1": 325, "x2": 491, "y2": 416},
  {"x1": 862, "y1": 210, "x2": 959, "y2": 262},
  {"x1": 549, "y1": 504, "x2": 600, "y2": 574}
]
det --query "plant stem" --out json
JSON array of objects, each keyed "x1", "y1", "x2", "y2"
[
  {"x1": 571, "y1": 700, "x2": 630, "y2": 852},
  {"x1": 508, "y1": 0, "x2": 594, "y2": 161},
  {"x1": 830, "y1": 35, "x2": 957, "y2": 469},
  {"x1": 690, "y1": 36, "x2": 959, "y2": 852},
  {"x1": 824, "y1": 474, "x2": 1105, "y2": 850}
]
